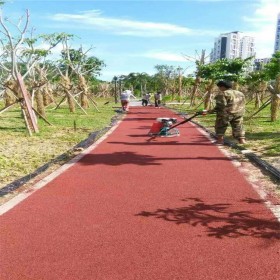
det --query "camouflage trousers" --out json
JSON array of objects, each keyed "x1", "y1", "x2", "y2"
[{"x1": 215, "y1": 114, "x2": 245, "y2": 139}]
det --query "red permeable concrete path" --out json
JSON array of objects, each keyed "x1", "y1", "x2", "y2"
[{"x1": 1, "y1": 106, "x2": 279, "y2": 280}]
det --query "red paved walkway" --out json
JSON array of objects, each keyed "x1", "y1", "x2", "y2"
[{"x1": 1, "y1": 107, "x2": 279, "y2": 280}]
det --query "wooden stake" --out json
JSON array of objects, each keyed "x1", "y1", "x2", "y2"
[
  {"x1": 0, "y1": 101, "x2": 18, "y2": 115},
  {"x1": 16, "y1": 73, "x2": 39, "y2": 133},
  {"x1": 89, "y1": 96, "x2": 100, "y2": 112},
  {"x1": 32, "y1": 106, "x2": 53, "y2": 126}
]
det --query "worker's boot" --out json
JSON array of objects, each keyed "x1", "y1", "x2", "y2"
[
  {"x1": 238, "y1": 138, "x2": 246, "y2": 144},
  {"x1": 216, "y1": 135, "x2": 224, "y2": 145}
]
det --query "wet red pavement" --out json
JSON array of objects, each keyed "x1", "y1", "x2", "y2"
[{"x1": 1, "y1": 106, "x2": 279, "y2": 280}]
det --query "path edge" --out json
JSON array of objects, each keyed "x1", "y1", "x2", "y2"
[{"x1": 191, "y1": 122, "x2": 280, "y2": 222}]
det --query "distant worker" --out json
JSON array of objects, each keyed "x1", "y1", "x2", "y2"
[
  {"x1": 142, "y1": 93, "x2": 148, "y2": 106},
  {"x1": 120, "y1": 89, "x2": 136, "y2": 112},
  {"x1": 207, "y1": 80, "x2": 246, "y2": 145},
  {"x1": 154, "y1": 91, "x2": 162, "y2": 107},
  {"x1": 146, "y1": 93, "x2": 151, "y2": 105},
  {"x1": 142, "y1": 92, "x2": 151, "y2": 106}
]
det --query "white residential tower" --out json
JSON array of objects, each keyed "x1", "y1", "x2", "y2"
[
  {"x1": 274, "y1": 13, "x2": 280, "y2": 53},
  {"x1": 210, "y1": 31, "x2": 255, "y2": 62}
]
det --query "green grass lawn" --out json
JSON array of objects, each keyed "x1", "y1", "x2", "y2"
[{"x1": 0, "y1": 98, "x2": 118, "y2": 187}]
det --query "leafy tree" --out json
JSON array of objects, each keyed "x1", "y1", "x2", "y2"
[
  {"x1": 198, "y1": 57, "x2": 253, "y2": 109},
  {"x1": 84, "y1": 56, "x2": 105, "y2": 78},
  {"x1": 264, "y1": 51, "x2": 280, "y2": 121},
  {"x1": 60, "y1": 47, "x2": 105, "y2": 79},
  {"x1": 264, "y1": 51, "x2": 280, "y2": 77},
  {"x1": 245, "y1": 70, "x2": 268, "y2": 108},
  {"x1": 0, "y1": 8, "x2": 41, "y2": 134},
  {"x1": 135, "y1": 72, "x2": 149, "y2": 95},
  {"x1": 154, "y1": 65, "x2": 176, "y2": 96},
  {"x1": 183, "y1": 50, "x2": 207, "y2": 107},
  {"x1": 124, "y1": 73, "x2": 139, "y2": 92}
]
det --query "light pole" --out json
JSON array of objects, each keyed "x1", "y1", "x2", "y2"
[
  {"x1": 118, "y1": 78, "x2": 122, "y2": 97},
  {"x1": 177, "y1": 67, "x2": 183, "y2": 102},
  {"x1": 113, "y1": 76, "x2": 118, "y2": 104}
]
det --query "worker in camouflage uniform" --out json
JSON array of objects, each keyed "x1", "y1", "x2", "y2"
[{"x1": 208, "y1": 80, "x2": 246, "y2": 145}]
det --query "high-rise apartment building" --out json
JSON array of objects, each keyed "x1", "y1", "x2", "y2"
[
  {"x1": 240, "y1": 36, "x2": 255, "y2": 59},
  {"x1": 274, "y1": 13, "x2": 280, "y2": 53},
  {"x1": 210, "y1": 31, "x2": 255, "y2": 62}
]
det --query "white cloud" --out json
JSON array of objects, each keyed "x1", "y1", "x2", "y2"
[
  {"x1": 50, "y1": 10, "x2": 192, "y2": 37},
  {"x1": 243, "y1": 0, "x2": 280, "y2": 57},
  {"x1": 141, "y1": 51, "x2": 188, "y2": 62}
]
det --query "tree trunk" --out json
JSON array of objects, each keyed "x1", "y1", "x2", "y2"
[
  {"x1": 42, "y1": 84, "x2": 54, "y2": 106},
  {"x1": 271, "y1": 75, "x2": 280, "y2": 122},
  {"x1": 190, "y1": 50, "x2": 205, "y2": 107},
  {"x1": 35, "y1": 89, "x2": 46, "y2": 118},
  {"x1": 11, "y1": 75, "x2": 39, "y2": 134},
  {"x1": 78, "y1": 75, "x2": 89, "y2": 109},
  {"x1": 255, "y1": 92, "x2": 261, "y2": 109},
  {"x1": 259, "y1": 81, "x2": 267, "y2": 103},
  {"x1": 204, "y1": 80, "x2": 215, "y2": 110},
  {"x1": 4, "y1": 88, "x2": 17, "y2": 106},
  {"x1": 178, "y1": 72, "x2": 182, "y2": 102},
  {"x1": 61, "y1": 76, "x2": 75, "y2": 113},
  {"x1": 67, "y1": 92, "x2": 75, "y2": 113},
  {"x1": 190, "y1": 76, "x2": 201, "y2": 107}
]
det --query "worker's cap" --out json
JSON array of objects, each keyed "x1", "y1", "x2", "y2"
[{"x1": 216, "y1": 80, "x2": 232, "y2": 89}]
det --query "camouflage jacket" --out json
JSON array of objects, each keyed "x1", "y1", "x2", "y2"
[{"x1": 213, "y1": 89, "x2": 245, "y2": 115}]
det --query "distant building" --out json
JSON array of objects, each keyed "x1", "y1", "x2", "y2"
[
  {"x1": 210, "y1": 31, "x2": 255, "y2": 62},
  {"x1": 240, "y1": 36, "x2": 255, "y2": 59},
  {"x1": 254, "y1": 58, "x2": 271, "y2": 71},
  {"x1": 274, "y1": 13, "x2": 280, "y2": 53}
]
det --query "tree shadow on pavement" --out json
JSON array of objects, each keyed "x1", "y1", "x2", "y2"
[
  {"x1": 136, "y1": 197, "x2": 280, "y2": 240},
  {"x1": 78, "y1": 152, "x2": 231, "y2": 166},
  {"x1": 123, "y1": 117, "x2": 156, "y2": 121},
  {"x1": 108, "y1": 140, "x2": 213, "y2": 146}
]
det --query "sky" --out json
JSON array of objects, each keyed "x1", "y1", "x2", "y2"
[{"x1": 1, "y1": 0, "x2": 280, "y2": 81}]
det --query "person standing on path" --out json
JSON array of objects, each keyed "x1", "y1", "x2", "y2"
[
  {"x1": 146, "y1": 92, "x2": 151, "y2": 105},
  {"x1": 207, "y1": 80, "x2": 246, "y2": 145},
  {"x1": 142, "y1": 93, "x2": 150, "y2": 106},
  {"x1": 154, "y1": 91, "x2": 162, "y2": 107},
  {"x1": 120, "y1": 90, "x2": 136, "y2": 112}
]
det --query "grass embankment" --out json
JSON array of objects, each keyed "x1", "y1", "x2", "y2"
[
  {"x1": 0, "y1": 99, "x2": 117, "y2": 188},
  {"x1": 168, "y1": 101, "x2": 280, "y2": 158}
]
